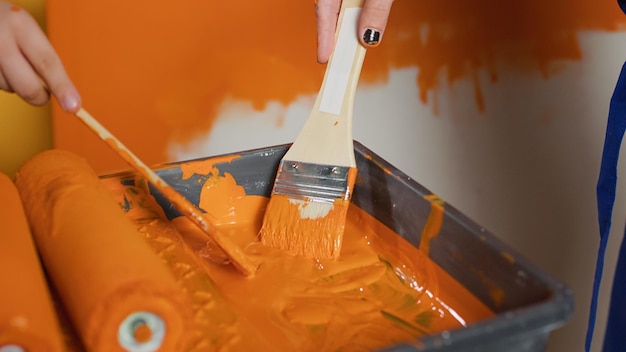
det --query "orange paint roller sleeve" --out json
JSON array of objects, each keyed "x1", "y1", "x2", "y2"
[
  {"x1": 0, "y1": 173, "x2": 66, "y2": 352},
  {"x1": 14, "y1": 149, "x2": 193, "y2": 352}
]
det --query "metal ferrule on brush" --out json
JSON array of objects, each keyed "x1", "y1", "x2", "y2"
[{"x1": 272, "y1": 160, "x2": 352, "y2": 203}]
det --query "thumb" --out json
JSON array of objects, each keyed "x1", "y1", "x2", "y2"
[{"x1": 358, "y1": 0, "x2": 394, "y2": 47}]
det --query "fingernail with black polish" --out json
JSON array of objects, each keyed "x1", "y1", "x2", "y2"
[{"x1": 363, "y1": 28, "x2": 381, "y2": 46}]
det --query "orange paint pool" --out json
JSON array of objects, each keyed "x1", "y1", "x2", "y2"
[{"x1": 97, "y1": 158, "x2": 494, "y2": 351}]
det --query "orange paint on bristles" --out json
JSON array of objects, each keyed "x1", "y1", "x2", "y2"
[
  {"x1": 260, "y1": 167, "x2": 357, "y2": 260},
  {"x1": 260, "y1": 196, "x2": 349, "y2": 259}
]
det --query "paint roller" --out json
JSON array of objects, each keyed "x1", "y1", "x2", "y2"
[
  {"x1": 0, "y1": 172, "x2": 66, "y2": 352},
  {"x1": 15, "y1": 149, "x2": 193, "y2": 352}
]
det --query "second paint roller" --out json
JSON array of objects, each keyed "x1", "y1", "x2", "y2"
[{"x1": 15, "y1": 149, "x2": 193, "y2": 352}]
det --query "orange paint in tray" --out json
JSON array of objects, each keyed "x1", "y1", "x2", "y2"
[{"x1": 97, "y1": 152, "x2": 494, "y2": 350}]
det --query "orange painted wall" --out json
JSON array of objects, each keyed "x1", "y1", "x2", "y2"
[{"x1": 48, "y1": 0, "x2": 626, "y2": 174}]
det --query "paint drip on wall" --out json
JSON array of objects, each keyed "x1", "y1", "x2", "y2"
[
  {"x1": 48, "y1": 0, "x2": 626, "y2": 172},
  {"x1": 382, "y1": 0, "x2": 626, "y2": 111}
]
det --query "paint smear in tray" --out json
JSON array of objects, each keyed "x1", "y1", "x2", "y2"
[{"x1": 48, "y1": 0, "x2": 626, "y2": 172}]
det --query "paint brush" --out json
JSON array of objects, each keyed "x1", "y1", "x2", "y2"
[
  {"x1": 260, "y1": 0, "x2": 366, "y2": 260},
  {"x1": 72, "y1": 107, "x2": 257, "y2": 276}
]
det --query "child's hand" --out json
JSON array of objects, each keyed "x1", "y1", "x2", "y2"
[
  {"x1": 316, "y1": 0, "x2": 394, "y2": 64},
  {"x1": 0, "y1": 1, "x2": 81, "y2": 112}
]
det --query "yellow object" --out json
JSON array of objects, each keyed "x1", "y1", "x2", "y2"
[{"x1": 0, "y1": 0, "x2": 51, "y2": 179}]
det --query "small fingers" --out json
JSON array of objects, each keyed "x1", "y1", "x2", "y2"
[
  {"x1": 0, "y1": 4, "x2": 47, "y2": 104},
  {"x1": 359, "y1": 0, "x2": 394, "y2": 48},
  {"x1": 0, "y1": 3, "x2": 81, "y2": 111},
  {"x1": 0, "y1": 48, "x2": 50, "y2": 106},
  {"x1": 316, "y1": 0, "x2": 393, "y2": 64},
  {"x1": 20, "y1": 47, "x2": 81, "y2": 112},
  {"x1": 14, "y1": 8, "x2": 81, "y2": 112},
  {"x1": 0, "y1": 66, "x2": 12, "y2": 93},
  {"x1": 29, "y1": 50, "x2": 81, "y2": 112},
  {"x1": 316, "y1": 0, "x2": 341, "y2": 64}
]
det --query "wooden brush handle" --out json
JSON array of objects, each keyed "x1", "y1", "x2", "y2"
[
  {"x1": 284, "y1": 0, "x2": 366, "y2": 167},
  {"x1": 316, "y1": 0, "x2": 365, "y2": 116},
  {"x1": 74, "y1": 108, "x2": 257, "y2": 276}
]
